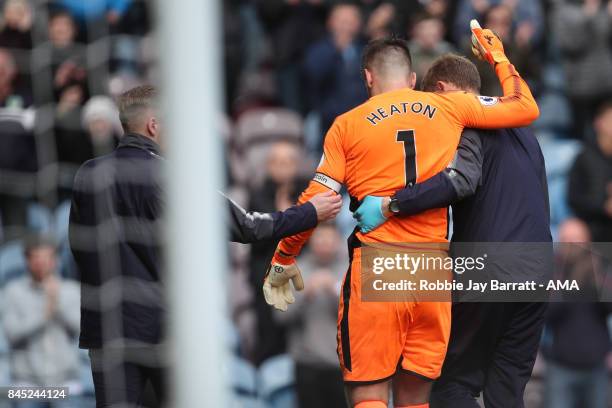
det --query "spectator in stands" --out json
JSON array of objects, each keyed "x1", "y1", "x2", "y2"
[
  {"x1": 248, "y1": 140, "x2": 310, "y2": 365},
  {"x1": 554, "y1": 0, "x2": 612, "y2": 139},
  {"x1": 276, "y1": 223, "x2": 346, "y2": 408},
  {"x1": 256, "y1": 0, "x2": 327, "y2": 112},
  {"x1": 544, "y1": 218, "x2": 611, "y2": 408},
  {"x1": 462, "y1": 4, "x2": 541, "y2": 96},
  {"x1": 48, "y1": 11, "x2": 85, "y2": 78},
  {"x1": 363, "y1": 1, "x2": 397, "y2": 40},
  {"x1": 53, "y1": 58, "x2": 87, "y2": 102},
  {"x1": 1, "y1": 235, "x2": 81, "y2": 391},
  {"x1": 54, "y1": 109, "x2": 88, "y2": 203},
  {"x1": 53, "y1": 78, "x2": 86, "y2": 162},
  {"x1": 408, "y1": 14, "x2": 454, "y2": 86},
  {"x1": 0, "y1": 48, "x2": 31, "y2": 108},
  {"x1": 55, "y1": 95, "x2": 120, "y2": 202},
  {"x1": 49, "y1": 10, "x2": 77, "y2": 50},
  {"x1": 0, "y1": 0, "x2": 32, "y2": 49},
  {"x1": 55, "y1": 0, "x2": 132, "y2": 40},
  {"x1": 223, "y1": 0, "x2": 246, "y2": 111},
  {"x1": 453, "y1": 0, "x2": 543, "y2": 46},
  {"x1": 568, "y1": 101, "x2": 612, "y2": 242},
  {"x1": 362, "y1": 0, "x2": 453, "y2": 41},
  {"x1": 82, "y1": 95, "x2": 121, "y2": 157},
  {"x1": 0, "y1": 48, "x2": 35, "y2": 240},
  {"x1": 303, "y1": 2, "x2": 368, "y2": 147}
]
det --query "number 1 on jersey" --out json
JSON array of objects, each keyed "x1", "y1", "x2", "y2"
[{"x1": 396, "y1": 130, "x2": 417, "y2": 187}]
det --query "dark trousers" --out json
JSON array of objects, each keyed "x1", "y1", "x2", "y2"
[
  {"x1": 89, "y1": 348, "x2": 165, "y2": 408},
  {"x1": 431, "y1": 302, "x2": 547, "y2": 408},
  {"x1": 295, "y1": 363, "x2": 346, "y2": 408}
]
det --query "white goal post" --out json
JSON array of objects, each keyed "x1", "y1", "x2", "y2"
[{"x1": 155, "y1": 0, "x2": 228, "y2": 406}]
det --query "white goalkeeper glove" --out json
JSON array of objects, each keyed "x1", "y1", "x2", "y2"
[{"x1": 263, "y1": 251, "x2": 305, "y2": 312}]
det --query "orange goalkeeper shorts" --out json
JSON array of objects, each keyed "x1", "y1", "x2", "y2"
[{"x1": 337, "y1": 245, "x2": 452, "y2": 384}]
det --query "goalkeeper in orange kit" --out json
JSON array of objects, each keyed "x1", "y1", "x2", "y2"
[{"x1": 263, "y1": 21, "x2": 538, "y2": 408}]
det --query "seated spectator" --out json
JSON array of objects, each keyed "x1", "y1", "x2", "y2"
[
  {"x1": 568, "y1": 101, "x2": 612, "y2": 242},
  {"x1": 302, "y1": 2, "x2": 368, "y2": 148},
  {"x1": 364, "y1": 2, "x2": 397, "y2": 40},
  {"x1": 55, "y1": 94, "x2": 120, "y2": 202},
  {"x1": 248, "y1": 141, "x2": 310, "y2": 365},
  {"x1": 0, "y1": 0, "x2": 32, "y2": 49},
  {"x1": 462, "y1": 4, "x2": 541, "y2": 96},
  {"x1": 275, "y1": 223, "x2": 347, "y2": 408},
  {"x1": 255, "y1": 0, "x2": 327, "y2": 112},
  {"x1": 0, "y1": 48, "x2": 35, "y2": 240},
  {"x1": 0, "y1": 48, "x2": 31, "y2": 108},
  {"x1": 408, "y1": 14, "x2": 454, "y2": 86},
  {"x1": 55, "y1": 0, "x2": 132, "y2": 41},
  {"x1": 544, "y1": 218, "x2": 611, "y2": 408},
  {"x1": 53, "y1": 59, "x2": 87, "y2": 103},
  {"x1": 453, "y1": 0, "x2": 543, "y2": 46},
  {"x1": 364, "y1": 0, "x2": 452, "y2": 41},
  {"x1": 82, "y1": 95, "x2": 121, "y2": 157},
  {"x1": 553, "y1": 0, "x2": 612, "y2": 139},
  {"x1": 44, "y1": 11, "x2": 103, "y2": 96},
  {"x1": 1, "y1": 235, "x2": 81, "y2": 391},
  {"x1": 48, "y1": 10, "x2": 85, "y2": 78}
]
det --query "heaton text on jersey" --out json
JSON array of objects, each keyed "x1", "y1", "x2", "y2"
[{"x1": 366, "y1": 102, "x2": 438, "y2": 126}]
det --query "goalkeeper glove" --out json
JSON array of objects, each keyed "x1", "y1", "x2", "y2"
[
  {"x1": 353, "y1": 195, "x2": 387, "y2": 234},
  {"x1": 470, "y1": 19, "x2": 508, "y2": 66},
  {"x1": 263, "y1": 251, "x2": 305, "y2": 312}
]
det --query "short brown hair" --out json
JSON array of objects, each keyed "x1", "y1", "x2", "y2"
[
  {"x1": 596, "y1": 100, "x2": 612, "y2": 118},
  {"x1": 24, "y1": 233, "x2": 57, "y2": 258},
  {"x1": 421, "y1": 54, "x2": 481, "y2": 93},
  {"x1": 118, "y1": 85, "x2": 157, "y2": 133},
  {"x1": 362, "y1": 38, "x2": 412, "y2": 74}
]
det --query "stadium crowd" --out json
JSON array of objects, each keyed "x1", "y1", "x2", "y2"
[{"x1": 0, "y1": 0, "x2": 611, "y2": 407}]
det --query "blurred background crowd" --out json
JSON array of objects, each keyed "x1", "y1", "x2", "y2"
[{"x1": 0, "y1": 0, "x2": 611, "y2": 407}]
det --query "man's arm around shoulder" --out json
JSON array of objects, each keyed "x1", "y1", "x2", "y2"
[{"x1": 355, "y1": 130, "x2": 483, "y2": 233}]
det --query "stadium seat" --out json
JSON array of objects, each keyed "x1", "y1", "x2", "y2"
[
  {"x1": 258, "y1": 354, "x2": 296, "y2": 408},
  {"x1": 58, "y1": 240, "x2": 78, "y2": 279},
  {"x1": 113, "y1": 35, "x2": 142, "y2": 77},
  {"x1": 27, "y1": 203, "x2": 53, "y2": 234},
  {"x1": 542, "y1": 63, "x2": 567, "y2": 94},
  {"x1": 537, "y1": 132, "x2": 582, "y2": 238},
  {"x1": 534, "y1": 91, "x2": 572, "y2": 134},
  {"x1": 0, "y1": 296, "x2": 11, "y2": 386},
  {"x1": 79, "y1": 349, "x2": 95, "y2": 396},
  {"x1": 0, "y1": 240, "x2": 26, "y2": 287},
  {"x1": 230, "y1": 355, "x2": 257, "y2": 396},
  {"x1": 228, "y1": 355, "x2": 262, "y2": 408},
  {"x1": 235, "y1": 108, "x2": 303, "y2": 187},
  {"x1": 52, "y1": 200, "x2": 78, "y2": 278},
  {"x1": 302, "y1": 111, "x2": 322, "y2": 160},
  {"x1": 54, "y1": 200, "x2": 72, "y2": 243}
]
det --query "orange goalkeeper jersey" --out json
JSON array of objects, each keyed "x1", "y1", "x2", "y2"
[{"x1": 277, "y1": 62, "x2": 539, "y2": 256}]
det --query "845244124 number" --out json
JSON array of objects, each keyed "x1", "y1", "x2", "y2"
[{"x1": 2, "y1": 387, "x2": 68, "y2": 400}]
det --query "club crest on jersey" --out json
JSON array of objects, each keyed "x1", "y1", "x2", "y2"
[{"x1": 478, "y1": 96, "x2": 499, "y2": 106}]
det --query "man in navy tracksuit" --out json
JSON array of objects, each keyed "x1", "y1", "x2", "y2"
[
  {"x1": 355, "y1": 54, "x2": 552, "y2": 408},
  {"x1": 70, "y1": 85, "x2": 343, "y2": 407}
]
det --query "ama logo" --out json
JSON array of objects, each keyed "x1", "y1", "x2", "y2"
[{"x1": 478, "y1": 96, "x2": 499, "y2": 106}]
